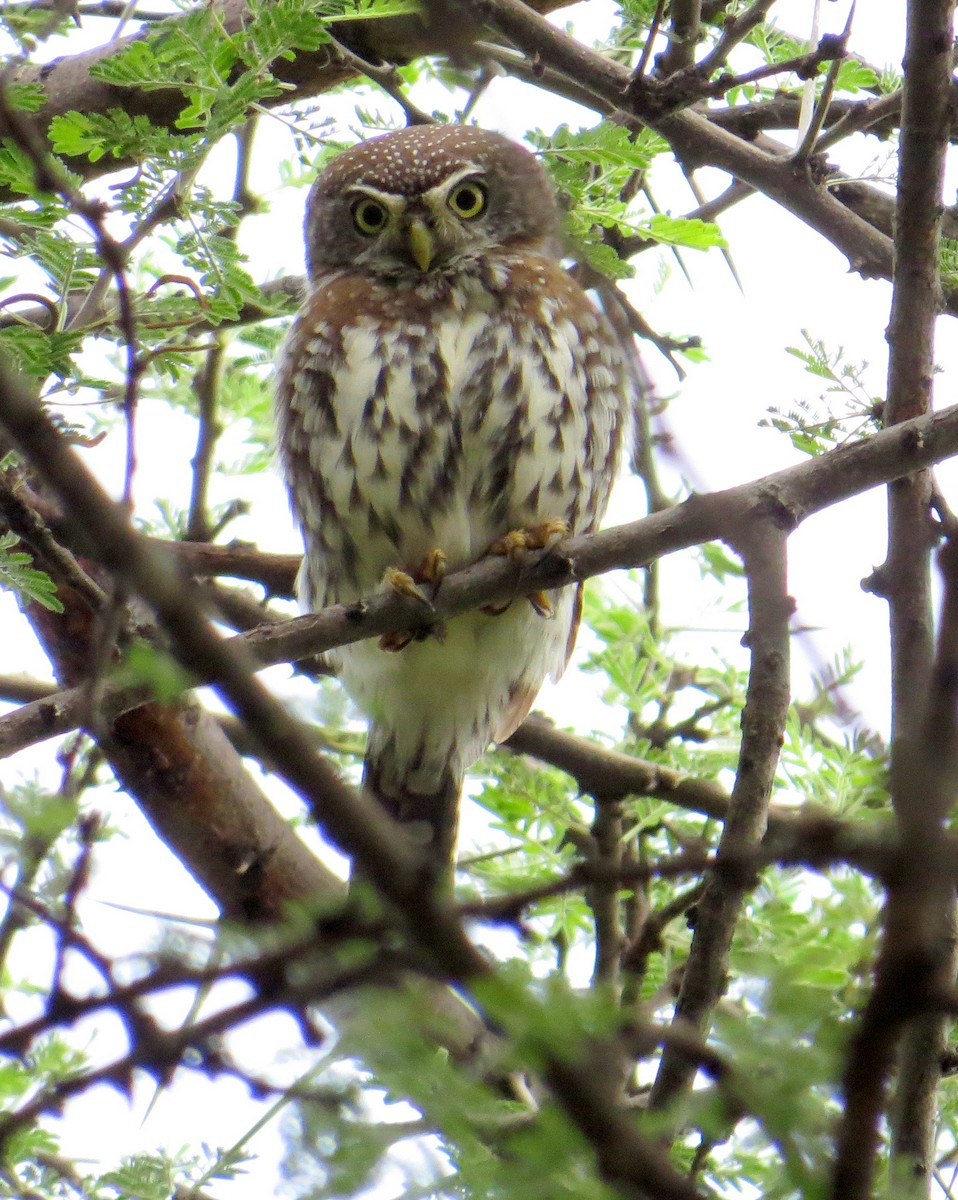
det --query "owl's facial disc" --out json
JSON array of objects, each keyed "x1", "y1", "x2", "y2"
[{"x1": 346, "y1": 166, "x2": 491, "y2": 273}]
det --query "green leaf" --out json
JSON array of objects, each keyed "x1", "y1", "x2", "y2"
[
  {"x1": 641, "y1": 214, "x2": 727, "y2": 250},
  {"x1": 0, "y1": 139, "x2": 43, "y2": 195},
  {"x1": 0, "y1": 532, "x2": 63, "y2": 612},
  {"x1": 112, "y1": 640, "x2": 195, "y2": 702},
  {"x1": 834, "y1": 59, "x2": 880, "y2": 93},
  {"x1": 322, "y1": 0, "x2": 421, "y2": 18},
  {"x1": 4, "y1": 82, "x2": 46, "y2": 113}
]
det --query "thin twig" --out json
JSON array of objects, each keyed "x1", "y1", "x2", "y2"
[
  {"x1": 696, "y1": 0, "x2": 777, "y2": 75},
  {"x1": 635, "y1": 0, "x2": 668, "y2": 78},
  {"x1": 792, "y1": 5, "x2": 855, "y2": 162},
  {"x1": 186, "y1": 333, "x2": 226, "y2": 543}
]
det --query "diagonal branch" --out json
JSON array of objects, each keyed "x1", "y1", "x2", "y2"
[
  {"x1": 460, "y1": 0, "x2": 895, "y2": 281},
  {"x1": 5, "y1": 399, "x2": 958, "y2": 760}
]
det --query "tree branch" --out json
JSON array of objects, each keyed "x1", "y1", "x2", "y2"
[
  {"x1": 832, "y1": 4, "x2": 957, "y2": 1195},
  {"x1": 5, "y1": 400, "x2": 958, "y2": 760},
  {"x1": 656, "y1": 0, "x2": 701, "y2": 75},
  {"x1": 0, "y1": 0, "x2": 574, "y2": 197},
  {"x1": 649, "y1": 521, "x2": 790, "y2": 1111},
  {"x1": 460, "y1": 0, "x2": 898, "y2": 284}
]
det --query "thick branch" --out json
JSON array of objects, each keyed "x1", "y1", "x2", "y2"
[
  {"x1": 0, "y1": 0, "x2": 571, "y2": 196},
  {"x1": 832, "y1": 539, "x2": 958, "y2": 1200},
  {"x1": 11, "y1": 545, "x2": 341, "y2": 920},
  {"x1": 832, "y1": 5, "x2": 957, "y2": 1196},
  {"x1": 657, "y1": 0, "x2": 701, "y2": 75}
]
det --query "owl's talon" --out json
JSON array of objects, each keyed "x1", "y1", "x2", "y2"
[
  {"x1": 382, "y1": 566, "x2": 434, "y2": 610},
  {"x1": 379, "y1": 554, "x2": 448, "y2": 651},
  {"x1": 532, "y1": 518, "x2": 571, "y2": 549},
  {"x1": 486, "y1": 520, "x2": 569, "y2": 618},
  {"x1": 488, "y1": 519, "x2": 570, "y2": 560},
  {"x1": 379, "y1": 629, "x2": 415, "y2": 653},
  {"x1": 489, "y1": 529, "x2": 532, "y2": 562},
  {"x1": 417, "y1": 548, "x2": 447, "y2": 586},
  {"x1": 529, "y1": 590, "x2": 555, "y2": 619},
  {"x1": 379, "y1": 619, "x2": 446, "y2": 652}
]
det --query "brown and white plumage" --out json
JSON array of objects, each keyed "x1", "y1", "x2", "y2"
[{"x1": 275, "y1": 125, "x2": 628, "y2": 870}]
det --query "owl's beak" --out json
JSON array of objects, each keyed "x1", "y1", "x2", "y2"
[{"x1": 407, "y1": 218, "x2": 434, "y2": 272}]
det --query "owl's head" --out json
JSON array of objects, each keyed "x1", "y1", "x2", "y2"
[{"x1": 303, "y1": 125, "x2": 561, "y2": 281}]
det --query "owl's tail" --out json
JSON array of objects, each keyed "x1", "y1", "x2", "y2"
[{"x1": 363, "y1": 749, "x2": 462, "y2": 878}]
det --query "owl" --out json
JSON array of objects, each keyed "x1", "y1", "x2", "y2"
[{"x1": 275, "y1": 125, "x2": 628, "y2": 873}]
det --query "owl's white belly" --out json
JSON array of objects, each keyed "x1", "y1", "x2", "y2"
[{"x1": 340, "y1": 591, "x2": 577, "y2": 794}]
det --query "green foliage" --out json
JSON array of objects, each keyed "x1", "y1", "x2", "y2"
[
  {"x1": 641, "y1": 214, "x2": 727, "y2": 251},
  {"x1": 4, "y1": 82, "x2": 45, "y2": 114},
  {"x1": 529, "y1": 123, "x2": 726, "y2": 278},
  {"x1": 285, "y1": 980, "x2": 622, "y2": 1200},
  {"x1": 321, "y1": 0, "x2": 420, "y2": 18},
  {"x1": 0, "y1": 532, "x2": 63, "y2": 612},
  {"x1": 760, "y1": 331, "x2": 884, "y2": 455},
  {"x1": 175, "y1": 229, "x2": 265, "y2": 323},
  {"x1": 49, "y1": 110, "x2": 199, "y2": 165},
  {"x1": 97, "y1": 1147, "x2": 254, "y2": 1200},
  {"x1": 940, "y1": 236, "x2": 958, "y2": 288},
  {"x1": 0, "y1": 777, "x2": 79, "y2": 851},
  {"x1": 618, "y1": 0, "x2": 666, "y2": 22},
  {"x1": 0, "y1": 138, "x2": 45, "y2": 195},
  {"x1": 833, "y1": 59, "x2": 880, "y2": 93},
  {"x1": 0, "y1": 325, "x2": 85, "y2": 386},
  {"x1": 111, "y1": 639, "x2": 197, "y2": 702},
  {"x1": 748, "y1": 30, "x2": 804, "y2": 67},
  {"x1": 780, "y1": 706, "x2": 890, "y2": 819},
  {"x1": 90, "y1": 7, "x2": 296, "y2": 128},
  {"x1": 583, "y1": 584, "x2": 747, "y2": 775}
]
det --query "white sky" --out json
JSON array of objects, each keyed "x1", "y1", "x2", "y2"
[{"x1": 0, "y1": 2, "x2": 937, "y2": 1197}]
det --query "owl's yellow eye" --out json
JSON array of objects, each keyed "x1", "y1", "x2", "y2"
[
  {"x1": 351, "y1": 198, "x2": 388, "y2": 236},
  {"x1": 447, "y1": 181, "x2": 487, "y2": 220}
]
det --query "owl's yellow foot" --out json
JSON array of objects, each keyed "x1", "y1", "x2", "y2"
[
  {"x1": 379, "y1": 552, "x2": 448, "y2": 651},
  {"x1": 488, "y1": 519, "x2": 569, "y2": 561},
  {"x1": 483, "y1": 520, "x2": 569, "y2": 618},
  {"x1": 383, "y1": 566, "x2": 433, "y2": 609},
  {"x1": 416, "y1": 548, "x2": 448, "y2": 585}
]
